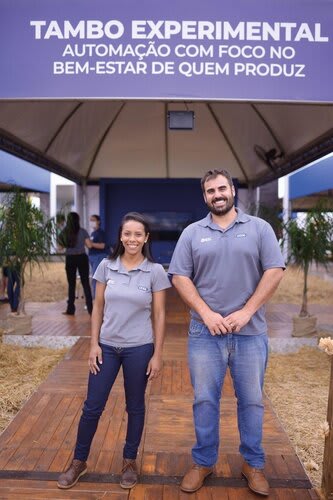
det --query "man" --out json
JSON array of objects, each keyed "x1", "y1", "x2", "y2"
[{"x1": 168, "y1": 169, "x2": 285, "y2": 496}]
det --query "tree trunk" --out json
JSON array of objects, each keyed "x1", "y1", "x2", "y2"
[
  {"x1": 322, "y1": 356, "x2": 333, "y2": 499},
  {"x1": 300, "y1": 262, "x2": 309, "y2": 317}
]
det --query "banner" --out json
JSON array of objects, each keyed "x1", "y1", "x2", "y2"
[{"x1": 1, "y1": 0, "x2": 333, "y2": 101}]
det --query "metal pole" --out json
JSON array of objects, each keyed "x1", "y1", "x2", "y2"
[
  {"x1": 282, "y1": 175, "x2": 290, "y2": 262},
  {"x1": 82, "y1": 180, "x2": 88, "y2": 230}
]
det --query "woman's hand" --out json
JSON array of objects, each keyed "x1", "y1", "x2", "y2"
[
  {"x1": 88, "y1": 344, "x2": 103, "y2": 375},
  {"x1": 146, "y1": 354, "x2": 162, "y2": 381}
]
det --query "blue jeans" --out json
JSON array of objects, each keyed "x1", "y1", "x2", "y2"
[
  {"x1": 7, "y1": 268, "x2": 20, "y2": 312},
  {"x1": 89, "y1": 253, "x2": 108, "y2": 298},
  {"x1": 188, "y1": 319, "x2": 268, "y2": 468},
  {"x1": 74, "y1": 342, "x2": 154, "y2": 461}
]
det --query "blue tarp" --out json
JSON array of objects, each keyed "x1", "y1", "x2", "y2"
[
  {"x1": 289, "y1": 155, "x2": 333, "y2": 199},
  {"x1": 0, "y1": 151, "x2": 50, "y2": 192}
]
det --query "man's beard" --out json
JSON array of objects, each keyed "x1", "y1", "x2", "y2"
[{"x1": 206, "y1": 196, "x2": 235, "y2": 216}]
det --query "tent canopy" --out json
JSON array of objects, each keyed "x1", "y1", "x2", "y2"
[
  {"x1": 0, "y1": 100, "x2": 333, "y2": 187},
  {"x1": 2, "y1": 0, "x2": 333, "y2": 186}
]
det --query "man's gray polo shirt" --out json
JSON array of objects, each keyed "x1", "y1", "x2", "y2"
[
  {"x1": 93, "y1": 257, "x2": 171, "y2": 347},
  {"x1": 168, "y1": 209, "x2": 285, "y2": 335}
]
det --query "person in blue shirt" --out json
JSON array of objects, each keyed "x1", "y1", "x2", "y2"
[{"x1": 88, "y1": 215, "x2": 108, "y2": 299}]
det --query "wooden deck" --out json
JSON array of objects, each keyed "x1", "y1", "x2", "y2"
[{"x1": 0, "y1": 290, "x2": 319, "y2": 499}]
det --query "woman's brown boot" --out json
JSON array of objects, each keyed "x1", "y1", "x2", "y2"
[{"x1": 120, "y1": 458, "x2": 138, "y2": 489}]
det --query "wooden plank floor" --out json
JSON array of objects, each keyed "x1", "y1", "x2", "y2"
[{"x1": 0, "y1": 289, "x2": 319, "y2": 499}]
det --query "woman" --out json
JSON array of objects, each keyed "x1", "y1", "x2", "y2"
[
  {"x1": 88, "y1": 214, "x2": 108, "y2": 299},
  {"x1": 58, "y1": 212, "x2": 93, "y2": 315},
  {"x1": 57, "y1": 212, "x2": 171, "y2": 490}
]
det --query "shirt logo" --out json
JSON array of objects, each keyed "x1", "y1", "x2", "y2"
[
  {"x1": 138, "y1": 285, "x2": 149, "y2": 292},
  {"x1": 236, "y1": 233, "x2": 247, "y2": 238},
  {"x1": 200, "y1": 237, "x2": 212, "y2": 243},
  {"x1": 107, "y1": 279, "x2": 116, "y2": 285}
]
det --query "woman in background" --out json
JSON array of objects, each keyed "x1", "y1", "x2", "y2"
[{"x1": 58, "y1": 212, "x2": 93, "y2": 315}]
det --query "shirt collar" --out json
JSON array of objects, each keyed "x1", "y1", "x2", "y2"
[
  {"x1": 106, "y1": 256, "x2": 151, "y2": 273},
  {"x1": 235, "y1": 208, "x2": 251, "y2": 223},
  {"x1": 198, "y1": 208, "x2": 250, "y2": 229}
]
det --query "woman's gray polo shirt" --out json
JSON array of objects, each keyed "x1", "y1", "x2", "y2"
[
  {"x1": 168, "y1": 209, "x2": 285, "y2": 336},
  {"x1": 65, "y1": 228, "x2": 89, "y2": 255},
  {"x1": 93, "y1": 257, "x2": 171, "y2": 347}
]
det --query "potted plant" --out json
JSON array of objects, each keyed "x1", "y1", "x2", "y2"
[
  {"x1": 0, "y1": 189, "x2": 55, "y2": 334},
  {"x1": 283, "y1": 203, "x2": 333, "y2": 337}
]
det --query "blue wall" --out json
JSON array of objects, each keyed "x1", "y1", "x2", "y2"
[{"x1": 99, "y1": 178, "x2": 208, "y2": 264}]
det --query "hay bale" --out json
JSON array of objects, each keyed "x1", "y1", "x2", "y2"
[
  {"x1": 265, "y1": 347, "x2": 330, "y2": 488},
  {"x1": 0, "y1": 343, "x2": 67, "y2": 432}
]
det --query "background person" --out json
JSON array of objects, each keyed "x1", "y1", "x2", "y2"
[
  {"x1": 58, "y1": 212, "x2": 93, "y2": 315},
  {"x1": 7, "y1": 265, "x2": 20, "y2": 313},
  {"x1": 88, "y1": 214, "x2": 108, "y2": 298},
  {"x1": 56, "y1": 213, "x2": 66, "y2": 233},
  {"x1": 0, "y1": 265, "x2": 8, "y2": 302},
  {"x1": 168, "y1": 169, "x2": 285, "y2": 496},
  {"x1": 57, "y1": 212, "x2": 171, "y2": 490}
]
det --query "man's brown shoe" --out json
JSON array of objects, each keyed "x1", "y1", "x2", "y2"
[
  {"x1": 180, "y1": 463, "x2": 214, "y2": 492},
  {"x1": 242, "y1": 462, "x2": 269, "y2": 496},
  {"x1": 57, "y1": 459, "x2": 87, "y2": 489},
  {"x1": 120, "y1": 458, "x2": 138, "y2": 489}
]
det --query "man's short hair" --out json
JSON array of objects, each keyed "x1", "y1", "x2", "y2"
[{"x1": 200, "y1": 169, "x2": 233, "y2": 192}]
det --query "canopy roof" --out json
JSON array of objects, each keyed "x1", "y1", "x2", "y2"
[{"x1": 0, "y1": 100, "x2": 333, "y2": 187}]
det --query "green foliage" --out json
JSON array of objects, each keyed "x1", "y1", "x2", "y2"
[
  {"x1": 286, "y1": 211, "x2": 332, "y2": 268},
  {"x1": 247, "y1": 202, "x2": 283, "y2": 239},
  {"x1": 0, "y1": 189, "x2": 56, "y2": 313},
  {"x1": 284, "y1": 203, "x2": 333, "y2": 316}
]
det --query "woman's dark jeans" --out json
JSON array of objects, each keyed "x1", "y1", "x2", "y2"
[
  {"x1": 74, "y1": 342, "x2": 154, "y2": 461},
  {"x1": 65, "y1": 254, "x2": 92, "y2": 314}
]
